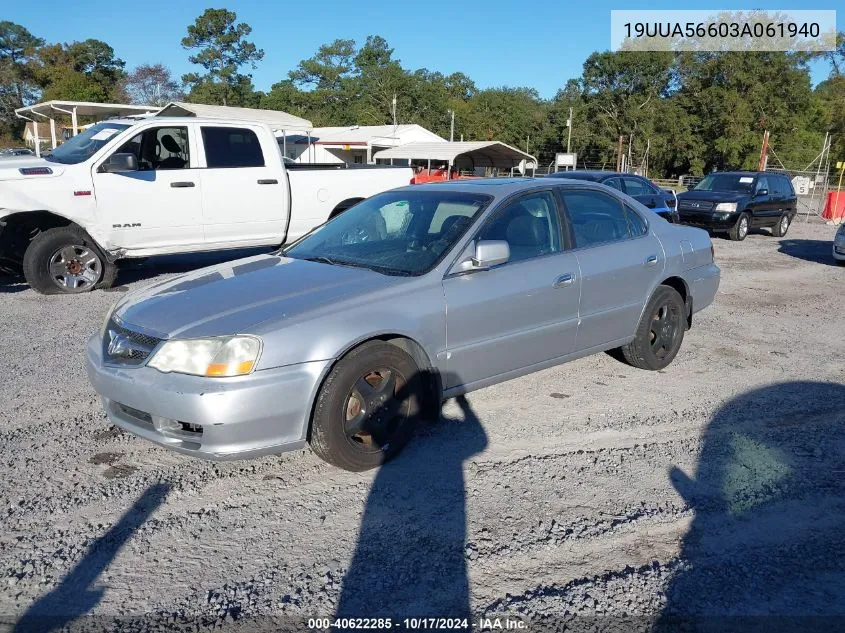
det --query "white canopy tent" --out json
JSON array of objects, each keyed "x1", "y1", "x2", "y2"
[
  {"x1": 15, "y1": 101, "x2": 159, "y2": 156},
  {"x1": 157, "y1": 102, "x2": 315, "y2": 161},
  {"x1": 372, "y1": 141, "x2": 537, "y2": 175}
]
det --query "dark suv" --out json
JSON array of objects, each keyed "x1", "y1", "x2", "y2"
[{"x1": 676, "y1": 171, "x2": 797, "y2": 241}]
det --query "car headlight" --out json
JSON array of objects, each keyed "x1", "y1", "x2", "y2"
[
  {"x1": 714, "y1": 202, "x2": 737, "y2": 212},
  {"x1": 147, "y1": 335, "x2": 262, "y2": 377}
]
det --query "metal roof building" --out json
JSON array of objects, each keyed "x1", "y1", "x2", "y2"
[{"x1": 373, "y1": 141, "x2": 537, "y2": 171}]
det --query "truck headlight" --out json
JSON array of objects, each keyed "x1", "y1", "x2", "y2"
[
  {"x1": 148, "y1": 335, "x2": 262, "y2": 377},
  {"x1": 714, "y1": 202, "x2": 737, "y2": 212}
]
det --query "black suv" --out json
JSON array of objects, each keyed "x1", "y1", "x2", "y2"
[{"x1": 676, "y1": 171, "x2": 797, "y2": 241}]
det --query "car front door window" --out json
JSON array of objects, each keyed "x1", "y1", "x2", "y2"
[
  {"x1": 476, "y1": 191, "x2": 561, "y2": 263},
  {"x1": 114, "y1": 126, "x2": 190, "y2": 171}
]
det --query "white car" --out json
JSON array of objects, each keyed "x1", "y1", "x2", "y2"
[
  {"x1": 0, "y1": 116, "x2": 413, "y2": 294},
  {"x1": 834, "y1": 223, "x2": 845, "y2": 265}
]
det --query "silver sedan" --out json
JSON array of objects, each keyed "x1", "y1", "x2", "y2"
[{"x1": 86, "y1": 178, "x2": 720, "y2": 471}]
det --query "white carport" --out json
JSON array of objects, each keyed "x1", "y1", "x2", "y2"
[
  {"x1": 372, "y1": 141, "x2": 537, "y2": 176},
  {"x1": 157, "y1": 102, "x2": 314, "y2": 161},
  {"x1": 15, "y1": 101, "x2": 159, "y2": 156}
]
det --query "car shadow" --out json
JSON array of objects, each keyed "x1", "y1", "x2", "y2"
[
  {"x1": 335, "y1": 392, "x2": 487, "y2": 627},
  {"x1": 12, "y1": 483, "x2": 172, "y2": 633},
  {"x1": 655, "y1": 381, "x2": 845, "y2": 631},
  {"x1": 0, "y1": 273, "x2": 28, "y2": 294},
  {"x1": 777, "y1": 239, "x2": 840, "y2": 267},
  {"x1": 111, "y1": 247, "x2": 277, "y2": 288}
]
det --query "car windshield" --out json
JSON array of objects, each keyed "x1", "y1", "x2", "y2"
[
  {"x1": 43, "y1": 122, "x2": 130, "y2": 165},
  {"x1": 694, "y1": 174, "x2": 755, "y2": 193},
  {"x1": 283, "y1": 189, "x2": 492, "y2": 276}
]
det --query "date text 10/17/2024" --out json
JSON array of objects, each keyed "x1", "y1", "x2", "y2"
[{"x1": 307, "y1": 617, "x2": 528, "y2": 630}]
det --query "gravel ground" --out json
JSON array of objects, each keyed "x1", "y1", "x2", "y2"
[{"x1": 0, "y1": 219, "x2": 843, "y2": 632}]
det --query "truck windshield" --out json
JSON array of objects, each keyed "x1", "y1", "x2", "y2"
[
  {"x1": 693, "y1": 174, "x2": 755, "y2": 194},
  {"x1": 284, "y1": 190, "x2": 492, "y2": 276},
  {"x1": 43, "y1": 122, "x2": 131, "y2": 165}
]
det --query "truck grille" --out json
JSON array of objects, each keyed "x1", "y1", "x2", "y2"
[
  {"x1": 103, "y1": 319, "x2": 163, "y2": 365},
  {"x1": 679, "y1": 200, "x2": 714, "y2": 211}
]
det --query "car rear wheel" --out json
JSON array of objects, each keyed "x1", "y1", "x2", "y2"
[
  {"x1": 309, "y1": 341, "x2": 423, "y2": 471},
  {"x1": 771, "y1": 214, "x2": 791, "y2": 237},
  {"x1": 616, "y1": 285, "x2": 686, "y2": 371},
  {"x1": 22, "y1": 226, "x2": 117, "y2": 295},
  {"x1": 728, "y1": 212, "x2": 750, "y2": 241}
]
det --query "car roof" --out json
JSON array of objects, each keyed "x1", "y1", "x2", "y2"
[
  {"x1": 546, "y1": 170, "x2": 629, "y2": 181},
  {"x1": 394, "y1": 177, "x2": 611, "y2": 198}
]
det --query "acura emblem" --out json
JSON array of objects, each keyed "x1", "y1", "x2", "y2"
[{"x1": 107, "y1": 330, "x2": 137, "y2": 358}]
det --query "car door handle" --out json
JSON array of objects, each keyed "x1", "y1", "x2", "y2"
[
  {"x1": 645, "y1": 255, "x2": 659, "y2": 266},
  {"x1": 170, "y1": 181, "x2": 195, "y2": 188},
  {"x1": 554, "y1": 273, "x2": 575, "y2": 288},
  {"x1": 257, "y1": 179, "x2": 278, "y2": 185}
]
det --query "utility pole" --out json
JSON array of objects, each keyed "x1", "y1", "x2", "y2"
[
  {"x1": 566, "y1": 107, "x2": 573, "y2": 154},
  {"x1": 616, "y1": 135, "x2": 624, "y2": 172},
  {"x1": 757, "y1": 130, "x2": 770, "y2": 171},
  {"x1": 526, "y1": 136, "x2": 530, "y2": 154},
  {"x1": 448, "y1": 109, "x2": 455, "y2": 142}
]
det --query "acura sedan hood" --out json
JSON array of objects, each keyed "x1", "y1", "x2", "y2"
[{"x1": 114, "y1": 254, "x2": 396, "y2": 339}]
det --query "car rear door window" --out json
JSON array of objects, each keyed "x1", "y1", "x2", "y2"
[
  {"x1": 603, "y1": 177, "x2": 624, "y2": 192},
  {"x1": 625, "y1": 204, "x2": 648, "y2": 236},
  {"x1": 560, "y1": 190, "x2": 634, "y2": 248},
  {"x1": 621, "y1": 177, "x2": 655, "y2": 197},
  {"x1": 202, "y1": 127, "x2": 265, "y2": 168},
  {"x1": 477, "y1": 191, "x2": 561, "y2": 263}
]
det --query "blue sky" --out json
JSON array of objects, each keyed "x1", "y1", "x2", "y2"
[{"x1": 6, "y1": 1, "x2": 842, "y2": 98}]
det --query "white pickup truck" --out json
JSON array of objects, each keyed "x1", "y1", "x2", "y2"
[{"x1": 0, "y1": 115, "x2": 413, "y2": 294}]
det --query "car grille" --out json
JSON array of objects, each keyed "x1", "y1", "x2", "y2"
[
  {"x1": 678, "y1": 199, "x2": 714, "y2": 211},
  {"x1": 103, "y1": 318, "x2": 163, "y2": 365}
]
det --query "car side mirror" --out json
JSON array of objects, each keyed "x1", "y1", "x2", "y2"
[
  {"x1": 101, "y1": 153, "x2": 138, "y2": 173},
  {"x1": 755, "y1": 188, "x2": 768, "y2": 197},
  {"x1": 453, "y1": 240, "x2": 510, "y2": 274},
  {"x1": 473, "y1": 240, "x2": 510, "y2": 268}
]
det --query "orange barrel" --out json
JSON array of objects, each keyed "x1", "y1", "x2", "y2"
[{"x1": 822, "y1": 191, "x2": 845, "y2": 221}]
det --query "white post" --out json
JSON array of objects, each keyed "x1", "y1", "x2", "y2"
[
  {"x1": 34, "y1": 121, "x2": 40, "y2": 157},
  {"x1": 282, "y1": 130, "x2": 287, "y2": 161},
  {"x1": 449, "y1": 110, "x2": 455, "y2": 143},
  {"x1": 566, "y1": 107, "x2": 572, "y2": 154},
  {"x1": 72, "y1": 107, "x2": 78, "y2": 136},
  {"x1": 50, "y1": 119, "x2": 57, "y2": 149}
]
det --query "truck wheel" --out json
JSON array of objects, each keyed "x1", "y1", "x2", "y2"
[
  {"x1": 309, "y1": 341, "x2": 423, "y2": 471},
  {"x1": 771, "y1": 214, "x2": 790, "y2": 237},
  {"x1": 728, "y1": 212, "x2": 749, "y2": 241},
  {"x1": 22, "y1": 227, "x2": 116, "y2": 294},
  {"x1": 615, "y1": 285, "x2": 686, "y2": 371}
]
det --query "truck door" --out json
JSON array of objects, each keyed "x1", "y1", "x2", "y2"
[
  {"x1": 92, "y1": 123, "x2": 204, "y2": 251},
  {"x1": 197, "y1": 124, "x2": 289, "y2": 247}
]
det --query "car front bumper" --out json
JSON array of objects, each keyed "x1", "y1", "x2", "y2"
[
  {"x1": 678, "y1": 210, "x2": 738, "y2": 231},
  {"x1": 85, "y1": 334, "x2": 330, "y2": 461},
  {"x1": 834, "y1": 236, "x2": 845, "y2": 261}
]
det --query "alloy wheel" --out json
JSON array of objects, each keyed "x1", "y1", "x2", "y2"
[
  {"x1": 48, "y1": 245, "x2": 102, "y2": 292},
  {"x1": 343, "y1": 368, "x2": 410, "y2": 453},
  {"x1": 648, "y1": 301, "x2": 682, "y2": 360}
]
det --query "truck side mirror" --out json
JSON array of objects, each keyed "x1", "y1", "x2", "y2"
[
  {"x1": 755, "y1": 188, "x2": 768, "y2": 197},
  {"x1": 101, "y1": 153, "x2": 138, "y2": 173}
]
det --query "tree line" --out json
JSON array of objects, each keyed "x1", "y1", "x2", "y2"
[{"x1": 1, "y1": 9, "x2": 843, "y2": 176}]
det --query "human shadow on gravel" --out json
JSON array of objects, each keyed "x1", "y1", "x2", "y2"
[
  {"x1": 777, "y1": 238, "x2": 842, "y2": 267},
  {"x1": 655, "y1": 381, "x2": 845, "y2": 633},
  {"x1": 335, "y1": 393, "x2": 487, "y2": 628},
  {"x1": 13, "y1": 483, "x2": 172, "y2": 633}
]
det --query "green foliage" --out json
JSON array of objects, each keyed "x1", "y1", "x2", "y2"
[
  {"x1": 181, "y1": 8, "x2": 264, "y2": 106},
  {"x1": 0, "y1": 15, "x2": 841, "y2": 177}
]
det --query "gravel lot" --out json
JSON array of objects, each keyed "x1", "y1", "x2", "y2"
[{"x1": 0, "y1": 219, "x2": 843, "y2": 632}]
